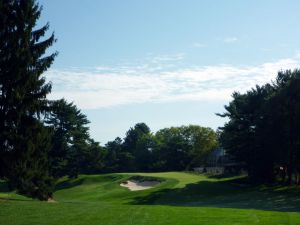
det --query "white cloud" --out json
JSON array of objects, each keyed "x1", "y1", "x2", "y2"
[
  {"x1": 223, "y1": 37, "x2": 238, "y2": 43},
  {"x1": 193, "y1": 42, "x2": 206, "y2": 48},
  {"x1": 149, "y1": 53, "x2": 186, "y2": 62},
  {"x1": 45, "y1": 55, "x2": 300, "y2": 109}
]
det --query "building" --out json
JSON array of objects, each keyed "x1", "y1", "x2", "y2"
[{"x1": 194, "y1": 148, "x2": 247, "y2": 175}]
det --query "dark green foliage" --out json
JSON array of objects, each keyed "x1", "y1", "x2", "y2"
[
  {"x1": 103, "y1": 123, "x2": 218, "y2": 172},
  {"x1": 82, "y1": 139, "x2": 106, "y2": 174},
  {"x1": 122, "y1": 123, "x2": 152, "y2": 171},
  {"x1": 154, "y1": 127, "x2": 191, "y2": 171},
  {"x1": 0, "y1": 0, "x2": 56, "y2": 199},
  {"x1": 271, "y1": 70, "x2": 300, "y2": 183},
  {"x1": 9, "y1": 120, "x2": 54, "y2": 200},
  {"x1": 219, "y1": 69, "x2": 300, "y2": 183},
  {"x1": 219, "y1": 85, "x2": 275, "y2": 180},
  {"x1": 104, "y1": 137, "x2": 127, "y2": 172},
  {"x1": 103, "y1": 124, "x2": 153, "y2": 173},
  {"x1": 134, "y1": 133, "x2": 157, "y2": 171},
  {"x1": 46, "y1": 99, "x2": 74, "y2": 177},
  {"x1": 46, "y1": 99, "x2": 104, "y2": 178},
  {"x1": 154, "y1": 125, "x2": 218, "y2": 171}
]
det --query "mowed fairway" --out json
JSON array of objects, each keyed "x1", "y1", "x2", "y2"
[{"x1": 1, "y1": 172, "x2": 300, "y2": 225}]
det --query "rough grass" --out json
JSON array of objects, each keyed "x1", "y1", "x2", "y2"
[{"x1": 1, "y1": 172, "x2": 300, "y2": 225}]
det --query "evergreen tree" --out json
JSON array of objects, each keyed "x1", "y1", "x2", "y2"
[
  {"x1": 0, "y1": 0, "x2": 56, "y2": 199},
  {"x1": 218, "y1": 85, "x2": 275, "y2": 181},
  {"x1": 122, "y1": 123, "x2": 151, "y2": 171},
  {"x1": 219, "y1": 69, "x2": 300, "y2": 183},
  {"x1": 104, "y1": 137, "x2": 124, "y2": 172},
  {"x1": 270, "y1": 70, "x2": 300, "y2": 183},
  {"x1": 82, "y1": 139, "x2": 106, "y2": 174},
  {"x1": 46, "y1": 99, "x2": 90, "y2": 178}
]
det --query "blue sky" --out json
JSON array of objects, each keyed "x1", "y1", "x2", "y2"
[{"x1": 38, "y1": 0, "x2": 300, "y2": 144}]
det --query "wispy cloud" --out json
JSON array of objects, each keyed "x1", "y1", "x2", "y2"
[
  {"x1": 149, "y1": 53, "x2": 185, "y2": 62},
  {"x1": 223, "y1": 37, "x2": 238, "y2": 43},
  {"x1": 193, "y1": 42, "x2": 206, "y2": 48},
  {"x1": 46, "y1": 55, "x2": 300, "y2": 109}
]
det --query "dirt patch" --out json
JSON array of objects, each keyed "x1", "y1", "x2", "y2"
[{"x1": 120, "y1": 180, "x2": 161, "y2": 191}]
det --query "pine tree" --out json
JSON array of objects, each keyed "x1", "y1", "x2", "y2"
[
  {"x1": 0, "y1": 0, "x2": 56, "y2": 200},
  {"x1": 46, "y1": 99, "x2": 91, "y2": 178}
]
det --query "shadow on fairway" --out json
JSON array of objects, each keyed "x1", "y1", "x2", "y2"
[
  {"x1": 0, "y1": 197, "x2": 33, "y2": 202},
  {"x1": 55, "y1": 178, "x2": 85, "y2": 191},
  {"x1": 0, "y1": 181, "x2": 34, "y2": 202},
  {"x1": 129, "y1": 178, "x2": 300, "y2": 212},
  {"x1": 55, "y1": 174, "x2": 123, "y2": 191}
]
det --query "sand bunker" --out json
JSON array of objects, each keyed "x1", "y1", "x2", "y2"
[
  {"x1": 47, "y1": 198, "x2": 57, "y2": 203},
  {"x1": 120, "y1": 180, "x2": 160, "y2": 191}
]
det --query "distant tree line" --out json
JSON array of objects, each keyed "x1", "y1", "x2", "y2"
[
  {"x1": 46, "y1": 103, "x2": 218, "y2": 178},
  {"x1": 219, "y1": 69, "x2": 300, "y2": 184},
  {"x1": 103, "y1": 123, "x2": 218, "y2": 173}
]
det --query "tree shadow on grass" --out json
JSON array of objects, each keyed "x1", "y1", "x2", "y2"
[
  {"x1": 129, "y1": 178, "x2": 300, "y2": 212},
  {"x1": 55, "y1": 174, "x2": 123, "y2": 191},
  {"x1": 55, "y1": 178, "x2": 85, "y2": 191},
  {"x1": 0, "y1": 181, "x2": 33, "y2": 202},
  {"x1": 0, "y1": 197, "x2": 33, "y2": 202}
]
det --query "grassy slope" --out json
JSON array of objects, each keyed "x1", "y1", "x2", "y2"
[{"x1": 1, "y1": 172, "x2": 300, "y2": 225}]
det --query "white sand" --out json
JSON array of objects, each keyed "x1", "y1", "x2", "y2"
[
  {"x1": 120, "y1": 180, "x2": 160, "y2": 191},
  {"x1": 47, "y1": 198, "x2": 57, "y2": 203}
]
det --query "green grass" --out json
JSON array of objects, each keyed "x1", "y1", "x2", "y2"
[{"x1": 1, "y1": 172, "x2": 300, "y2": 225}]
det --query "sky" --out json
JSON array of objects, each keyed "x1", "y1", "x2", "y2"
[{"x1": 38, "y1": 0, "x2": 300, "y2": 144}]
